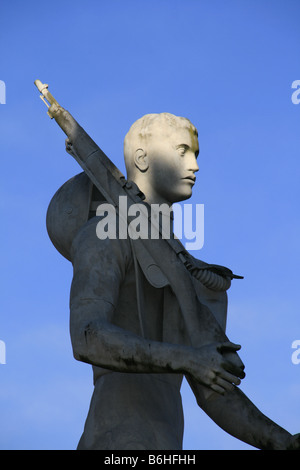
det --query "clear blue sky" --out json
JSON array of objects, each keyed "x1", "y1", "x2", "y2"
[{"x1": 0, "y1": 0, "x2": 299, "y2": 450}]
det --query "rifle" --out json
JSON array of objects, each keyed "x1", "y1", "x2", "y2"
[{"x1": 34, "y1": 79, "x2": 245, "y2": 397}]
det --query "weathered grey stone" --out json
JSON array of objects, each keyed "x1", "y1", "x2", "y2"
[{"x1": 44, "y1": 105, "x2": 299, "y2": 450}]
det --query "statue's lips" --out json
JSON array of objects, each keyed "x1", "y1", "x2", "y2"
[{"x1": 182, "y1": 176, "x2": 196, "y2": 184}]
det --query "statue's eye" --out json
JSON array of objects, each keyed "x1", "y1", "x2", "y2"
[{"x1": 177, "y1": 145, "x2": 188, "y2": 156}]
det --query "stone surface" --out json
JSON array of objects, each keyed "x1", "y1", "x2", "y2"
[{"x1": 47, "y1": 112, "x2": 300, "y2": 450}]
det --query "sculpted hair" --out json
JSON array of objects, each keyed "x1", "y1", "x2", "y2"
[{"x1": 123, "y1": 113, "x2": 198, "y2": 179}]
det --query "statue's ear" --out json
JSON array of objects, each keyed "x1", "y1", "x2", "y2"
[{"x1": 134, "y1": 148, "x2": 149, "y2": 172}]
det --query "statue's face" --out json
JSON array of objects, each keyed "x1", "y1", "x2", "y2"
[{"x1": 145, "y1": 124, "x2": 199, "y2": 204}]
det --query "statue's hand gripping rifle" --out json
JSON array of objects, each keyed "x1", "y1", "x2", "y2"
[{"x1": 35, "y1": 80, "x2": 245, "y2": 396}]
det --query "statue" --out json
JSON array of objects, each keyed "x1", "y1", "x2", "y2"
[{"x1": 35, "y1": 80, "x2": 300, "y2": 450}]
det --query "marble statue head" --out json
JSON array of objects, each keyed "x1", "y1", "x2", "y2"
[{"x1": 123, "y1": 113, "x2": 199, "y2": 204}]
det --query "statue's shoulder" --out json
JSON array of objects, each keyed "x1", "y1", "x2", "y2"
[
  {"x1": 46, "y1": 172, "x2": 133, "y2": 266},
  {"x1": 46, "y1": 172, "x2": 94, "y2": 261}
]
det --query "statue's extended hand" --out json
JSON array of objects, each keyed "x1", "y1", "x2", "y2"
[{"x1": 186, "y1": 341, "x2": 245, "y2": 395}]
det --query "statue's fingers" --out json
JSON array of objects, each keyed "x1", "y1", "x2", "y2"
[
  {"x1": 217, "y1": 369, "x2": 241, "y2": 386},
  {"x1": 222, "y1": 360, "x2": 246, "y2": 379},
  {"x1": 210, "y1": 383, "x2": 226, "y2": 395},
  {"x1": 214, "y1": 376, "x2": 236, "y2": 392}
]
